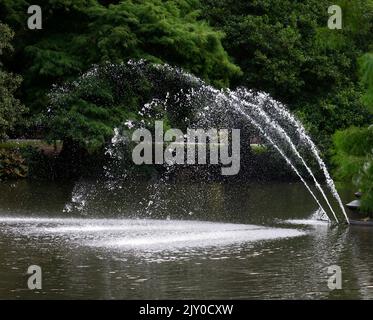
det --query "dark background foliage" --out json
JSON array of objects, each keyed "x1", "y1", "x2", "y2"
[{"x1": 0, "y1": 0, "x2": 372, "y2": 208}]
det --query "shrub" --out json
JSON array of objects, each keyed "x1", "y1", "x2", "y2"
[
  {"x1": 0, "y1": 149, "x2": 28, "y2": 179},
  {"x1": 332, "y1": 126, "x2": 373, "y2": 213}
]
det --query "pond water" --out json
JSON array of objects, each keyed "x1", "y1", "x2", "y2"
[{"x1": 0, "y1": 180, "x2": 372, "y2": 299}]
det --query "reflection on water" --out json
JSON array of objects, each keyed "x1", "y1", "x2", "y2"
[{"x1": 0, "y1": 180, "x2": 373, "y2": 299}]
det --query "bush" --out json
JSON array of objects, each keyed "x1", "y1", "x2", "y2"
[
  {"x1": 332, "y1": 126, "x2": 373, "y2": 213},
  {"x1": 359, "y1": 160, "x2": 373, "y2": 212},
  {"x1": 0, "y1": 149, "x2": 28, "y2": 179},
  {"x1": 0, "y1": 22, "x2": 26, "y2": 139}
]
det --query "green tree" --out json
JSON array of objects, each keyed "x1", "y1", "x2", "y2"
[
  {"x1": 332, "y1": 47, "x2": 373, "y2": 213},
  {"x1": 0, "y1": 22, "x2": 25, "y2": 140},
  {"x1": 202, "y1": 0, "x2": 373, "y2": 146},
  {"x1": 0, "y1": 0, "x2": 240, "y2": 116},
  {"x1": 46, "y1": 61, "x2": 202, "y2": 151}
]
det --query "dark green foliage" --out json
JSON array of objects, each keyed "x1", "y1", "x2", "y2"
[
  {"x1": 0, "y1": 22, "x2": 26, "y2": 139},
  {"x1": 332, "y1": 126, "x2": 373, "y2": 212},
  {"x1": 359, "y1": 53, "x2": 373, "y2": 112},
  {"x1": 0, "y1": 149, "x2": 28, "y2": 179},
  {"x1": 332, "y1": 126, "x2": 373, "y2": 178},
  {"x1": 359, "y1": 160, "x2": 373, "y2": 212},
  {"x1": 1, "y1": 0, "x2": 373, "y2": 183},
  {"x1": 331, "y1": 44, "x2": 373, "y2": 213},
  {"x1": 2, "y1": 0, "x2": 372, "y2": 144},
  {"x1": 46, "y1": 61, "x2": 201, "y2": 150},
  {"x1": 0, "y1": 0, "x2": 240, "y2": 116},
  {"x1": 297, "y1": 87, "x2": 371, "y2": 150},
  {"x1": 202, "y1": 0, "x2": 373, "y2": 142}
]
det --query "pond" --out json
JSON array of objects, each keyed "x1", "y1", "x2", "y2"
[{"x1": 0, "y1": 180, "x2": 372, "y2": 299}]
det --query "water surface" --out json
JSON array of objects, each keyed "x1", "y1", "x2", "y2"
[{"x1": 0, "y1": 180, "x2": 372, "y2": 299}]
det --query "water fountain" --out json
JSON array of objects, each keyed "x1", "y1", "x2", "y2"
[
  {"x1": 98, "y1": 61, "x2": 349, "y2": 223},
  {"x1": 56, "y1": 60, "x2": 350, "y2": 224},
  {"x1": 0, "y1": 62, "x2": 368, "y2": 301}
]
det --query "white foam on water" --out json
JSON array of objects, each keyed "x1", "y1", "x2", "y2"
[
  {"x1": 0, "y1": 217, "x2": 305, "y2": 250},
  {"x1": 101, "y1": 228, "x2": 304, "y2": 250},
  {"x1": 284, "y1": 219, "x2": 330, "y2": 226}
]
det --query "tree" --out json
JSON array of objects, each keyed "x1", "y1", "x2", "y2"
[
  {"x1": 332, "y1": 48, "x2": 373, "y2": 214},
  {"x1": 0, "y1": 22, "x2": 25, "y2": 140},
  {"x1": 46, "y1": 61, "x2": 202, "y2": 151},
  {"x1": 201, "y1": 0, "x2": 373, "y2": 146},
  {"x1": 0, "y1": 0, "x2": 240, "y2": 116}
]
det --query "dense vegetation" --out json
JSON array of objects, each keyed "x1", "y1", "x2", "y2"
[
  {"x1": 332, "y1": 52, "x2": 373, "y2": 213},
  {"x1": 0, "y1": 22, "x2": 25, "y2": 140},
  {"x1": 0, "y1": 0, "x2": 239, "y2": 118},
  {"x1": 0, "y1": 0, "x2": 372, "y2": 210},
  {"x1": 46, "y1": 61, "x2": 201, "y2": 151},
  {"x1": 202, "y1": 0, "x2": 373, "y2": 144}
]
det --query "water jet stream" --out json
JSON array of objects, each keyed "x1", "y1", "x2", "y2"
[
  {"x1": 230, "y1": 92, "x2": 339, "y2": 222},
  {"x1": 187, "y1": 85, "x2": 330, "y2": 219},
  {"x1": 226, "y1": 96, "x2": 330, "y2": 217},
  {"x1": 63, "y1": 61, "x2": 348, "y2": 224},
  {"x1": 255, "y1": 92, "x2": 349, "y2": 223}
]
